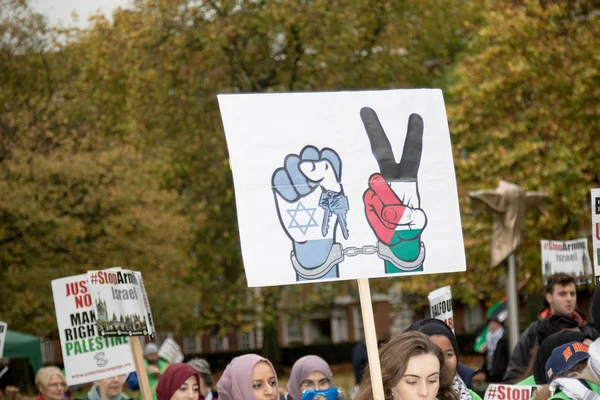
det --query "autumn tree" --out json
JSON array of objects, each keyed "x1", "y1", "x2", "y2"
[
  {"x1": 2, "y1": 0, "x2": 506, "y2": 340},
  {"x1": 0, "y1": 0, "x2": 196, "y2": 336},
  {"x1": 396, "y1": 0, "x2": 600, "y2": 313}
]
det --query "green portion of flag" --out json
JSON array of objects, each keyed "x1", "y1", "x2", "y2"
[
  {"x1": 473, "y1": 301, "x2": 506, "y2": 353},
  {"x1": 385, "y1": 230, "x2": 423, "y2": 274}
]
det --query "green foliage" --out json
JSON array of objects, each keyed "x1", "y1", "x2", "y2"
[
  {"x1": 0, "y1": 0, "x2": 195, "y2": 336},
  {"x1": 396, "y1": 0, "x2": 600, "y2": 306},
  {"x1": 4, "y1": 0, "x2": 596, "y2": 339},
  {"x1": 49, "y1": 0, "x2": 484, "y2": 335}
]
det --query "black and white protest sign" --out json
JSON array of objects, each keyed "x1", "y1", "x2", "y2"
[
  {"x1": 541, "y1": 238, "x2": 592, "y2": 285},
  {"x1": 428, "y1": 286, "x2": 454, "y2": 331},
  {"x1": 87, "y1": 269, "x2": 154, "y2": 337}
]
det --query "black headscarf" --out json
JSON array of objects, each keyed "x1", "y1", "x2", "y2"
[
  {"x1": 405, "y1": 318, "x2": 459, "y2": 363},
  {"x1": 533, "y1": 330, "x2": 591, "y2": 384}
]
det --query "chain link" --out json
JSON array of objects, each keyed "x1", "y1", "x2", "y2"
[
  {"x1": 343, "y1": 244, "x2": 378, "y2": 257},
  {"x1": 341, "y1": 242, "x2": 425, "y2": 272}
]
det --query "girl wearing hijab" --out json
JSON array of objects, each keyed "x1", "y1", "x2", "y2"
[
  {"x1": 406, "y1": 319, "x2": 482, "y2": 400},
  {"x1": 217, "y1": 354, "x2": 278, "y2": 400},
  {"x1": 285, "y1": 355, "x2": 343, "y2": 400},
  {"x1": 156, "y1": 363, "x2": 200, "y2": 400},
  {"x1": 355, "y1": 331, "x2": 458, "y2": 400}
]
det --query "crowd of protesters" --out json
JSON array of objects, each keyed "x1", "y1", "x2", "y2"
[{"x1": 24, "y1": 272, "x2": 600, "y2": 400}]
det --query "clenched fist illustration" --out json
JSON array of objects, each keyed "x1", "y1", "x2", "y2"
[{"x1": 272, "y1": 145, "x2": 349, "y2": 281}]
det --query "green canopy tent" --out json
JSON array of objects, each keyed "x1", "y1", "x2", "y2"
[
  {"x1": 3, "y1": 329, "x2": 43, "y2": 373},
  {"x1": 1, "y1": 330, "x2": 43, "y2": 393}
]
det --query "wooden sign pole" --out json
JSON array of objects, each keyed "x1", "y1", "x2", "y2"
[
  {"x1": 130, "y1": 336, "x2": 153, "y2": 400},
  {"x1": 357, "y1": 278, "x2": 384, "y2": 400}
]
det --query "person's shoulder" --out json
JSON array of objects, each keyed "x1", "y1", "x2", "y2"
[
  {"x1": 515, "y1": 375, "x2": 536, "y2": 385},
  {"x1": 518, "y1": 320, "x2": 541, "y2": 341},
  {"x1": 587, "y1": 380, "x2": 600, "y2": 393},
  {"x1": 525, "y1": 319, "x2": 541, "y2": 329},
  {"x1": 457, "y1": 363, "x2": 477, "y2": 387},
  {"x1": 468, "y1": 389, "x2": 483, "y2": 400},
  {"x1": 458, "y1": 363, "x2": 477, "y2": 376},
  {"x1": 582, "y1": 324, "x2": 600, "y2": 338},
  {"x1": 548, "y1": 392, "x2": 571, "y2": 399},
  {"x1": 548, "y1": 379, "x2": 600, "y2": 398},
  {"x1": 497, "y1": 333, "x2": 510, "y2": 348}
]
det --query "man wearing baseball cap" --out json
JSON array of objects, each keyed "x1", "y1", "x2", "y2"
[{"x1": 539, "y1": 341, "x2": 600, "y2": 399}]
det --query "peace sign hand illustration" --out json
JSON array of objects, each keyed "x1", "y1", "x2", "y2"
[{"x1": 360, "y1": 108, "x2": 427, "y2": 273}]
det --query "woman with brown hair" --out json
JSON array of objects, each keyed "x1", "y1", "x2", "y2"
[
  {"x1": 354, "y1": 331, "x2": 458, "y2": 400},
  {"x1": 406, "y1": 319, "x2": 481, "y2": 399}
]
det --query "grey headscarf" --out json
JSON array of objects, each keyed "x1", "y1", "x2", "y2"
[{"x1": 286, "y1": 355, "x2": 333, "y2": 400}]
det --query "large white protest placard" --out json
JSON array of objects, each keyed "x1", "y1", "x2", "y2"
[
  {"x1": 218, "y1": 89, "x2": 466, "y2": 286},
  {"x1": 593, "y1": 189, "x2": 600, "y2": 284},
  {"x1": 158, "y1": 338, "x2": 184, "y2": 364},
  {"x1": 484, "y1": 384, "x2": 540, "y2": 400},
  {"x1": 52, "y1": 274, "x2": 135, "y2": 385},
  {"x1": 428, "y1": 286, "x2": 454, "y2": 332},
  {"x1": 0, "y1": 322, "x2": 7, "y2": 358},
  {"x1": 88, "y1": 269, "x2": 154, "y2": 337},
  {"x1": 541, "y1": 238, "x2": 593, "y2": 285}
]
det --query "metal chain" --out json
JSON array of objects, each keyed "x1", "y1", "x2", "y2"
[
  {"x1": 343, "y1": 244, "x2": 378, "y2": 257},
  {"x1": 341, "y1": 242, "x2": 425, "y2": 272}
]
